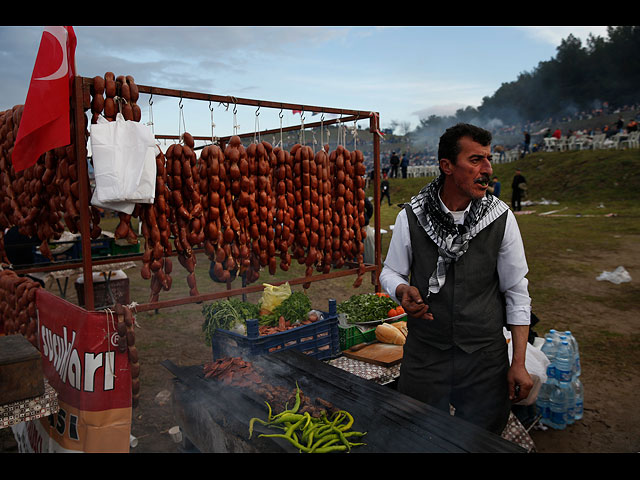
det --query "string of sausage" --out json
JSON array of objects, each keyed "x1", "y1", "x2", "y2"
[
  {"x1": 165, "y1": 133, "x2": 203, "y2": 296},
  {"x1": 272, "y1": 145, "x2": 294, "y2": 272},
  {"x1": 0, "y1": 269, "x2": 41, "y2": 348},
  {"x1": 114, "y1": 303, "x2": 141, "y2": 408},
  {"x1": 0, "y1": 89, "x2": 97, "y2": 263}
]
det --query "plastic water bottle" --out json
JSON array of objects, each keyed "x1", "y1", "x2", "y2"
[
  {"x1": 536, "y1": 380, "x2": 553, "y2": 425},
  {"x1": 555, "y1": 340, "x2": 573, "y2": 383},
  {"x1": 564, "y1": 331, "x2": 581, "y2": 378},
  {"x1": 547, "y1": 329, "x2": 561, "y2": 348},
  {"x1": 565, "y1": 378, "x2": 576, "y2": 424},
  {"x1": 548, "y1": 379, "x2": 569, "y2": 430},
  {"x1": 572, "y1": 378, "x2": 584, "y2": 421},
  {"x1": 541, "y1": 337, "x2": 558, "y2": 383}
]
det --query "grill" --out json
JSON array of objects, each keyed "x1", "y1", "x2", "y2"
[{"x1": 162, "y1": 350, "x2": 525, "y2": 453}]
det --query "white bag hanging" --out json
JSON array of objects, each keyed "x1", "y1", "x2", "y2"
[{"x1": 90, "y1": 113, "x2": 157, "y2": 213}]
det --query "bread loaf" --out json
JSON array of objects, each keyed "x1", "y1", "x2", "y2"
[
  {"x1": 391, "y1": 321, "x2": 408, "y2": 338},
  {"x1": 375, "y1": 322, "x2": 406, "y2": 345}
]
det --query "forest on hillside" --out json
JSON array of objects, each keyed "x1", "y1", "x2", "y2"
[{"x1": 404, "y1": 26, "x2": 640, "y2": 152}]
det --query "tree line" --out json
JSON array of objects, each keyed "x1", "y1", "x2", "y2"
[{"x1": 413, "y1": 26, "x2": 640, "y2": 135}]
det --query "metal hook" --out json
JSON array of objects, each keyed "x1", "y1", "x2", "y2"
[
  {"x1": 255, "y1": 104, "x2": 261, "y2": 117},
  {"x1": 149, "y1": 93, "x2": 153, "y2": 106}
]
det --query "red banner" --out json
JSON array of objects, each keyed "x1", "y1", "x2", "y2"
[{"x1": 17, "y1": 290, "x2": 132, "y2": 452}]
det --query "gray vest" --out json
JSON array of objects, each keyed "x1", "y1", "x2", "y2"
[{"x1": 405, "y1": 204, "x2": 508, "y2": 354}]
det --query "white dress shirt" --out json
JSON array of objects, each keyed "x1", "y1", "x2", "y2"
[{"x1": 379, "y1": 195, "x2": 532, "y2": 326}]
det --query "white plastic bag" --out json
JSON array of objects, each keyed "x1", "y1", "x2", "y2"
[
  {"x1": 596, "y1": 266, "x2": 632, "y2": 285},
  {"x1": 504, "y1": 328, "x2": 550, "y2": 405},
  {"x1": 90, "y1": 113, "x2": 157, "y2": 213}
]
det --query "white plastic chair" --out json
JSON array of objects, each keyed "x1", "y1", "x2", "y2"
[
  {"x1": 543, "y1": 137, "x2": 557, "y2": 151},
  {"x1": 556, "y1": 137, "x2": 568, "y2": 151},
  {"x1": 607, "y1": 133, "x2": 622, "y2": 149},
  {"x1": 591, "y1": 133, "x2": 606, "y2": 149},
  {"x1": 618, "y1": 131, "x2": 639, "y2": 149}
]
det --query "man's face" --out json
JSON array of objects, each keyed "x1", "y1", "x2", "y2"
[{"x1": 441, "y1": 136, "x2": 493, "y2": 201}]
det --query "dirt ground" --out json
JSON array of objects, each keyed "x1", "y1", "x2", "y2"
[
  {"x1": 524, "y1": 234, "x2": 640, "y2": 453},
  {"x1": 2, "y1": 235, "x2": 639, "y2": 454}
]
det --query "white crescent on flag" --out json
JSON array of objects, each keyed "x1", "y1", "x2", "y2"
[{"x1": 33, "y1": 26, "x2": 70, "y2": 82}]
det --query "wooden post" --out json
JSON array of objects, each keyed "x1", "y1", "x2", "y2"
[
  {"x1": 370, "y1": 113, "x2": 381, "y2": 292},
  {"x1": 72, "y1": 76, "x2": 94, "y2": 310}
]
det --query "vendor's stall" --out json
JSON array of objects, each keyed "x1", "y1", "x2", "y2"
[{"x1": 1, "y1": 31, "x2": 536, "y2": 453}]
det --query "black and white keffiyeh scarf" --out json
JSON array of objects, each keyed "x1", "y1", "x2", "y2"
[{"x1": 409, "y1": 175, "x2": 509, "y2": 297}]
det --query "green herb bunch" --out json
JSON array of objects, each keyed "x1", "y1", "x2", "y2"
[
  {"x1": 202, "y1": 298, "x2": 261, "y2": 346},
  {"x1": 337, "y1": 293, "x2": 398, "y2": 324},
  {"x1": 260, "y1": 291, "x2": 312, "y2": 326}
]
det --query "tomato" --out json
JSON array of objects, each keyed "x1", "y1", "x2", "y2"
[
  {"x1": 388, "y1": 308, "x2": 398, "y2": 318},
  {"x1": 396, "y1": 306, "x2": 405, "y2": 315}
]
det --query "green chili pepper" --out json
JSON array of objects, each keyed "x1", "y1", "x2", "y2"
[
  {"x1": 258, "y1": 433, "x2": 311, "y2": 453},
  {"x1": 312, "y1": 444, "x2": 348, "y2": 453},
  {"x1": 248, "y1": 416, "x2": 269, "y2": 439}
]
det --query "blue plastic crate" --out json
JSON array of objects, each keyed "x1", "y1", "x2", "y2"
[
  {"x1": 90, "y1": 237, "x2": 112, "y2": 258},
  {"x1": 32, "y1": 241, "x2": 81, "y2": 263},
  {"x1": 211, "y1": 299, "x2": 341, "y2": 361}
]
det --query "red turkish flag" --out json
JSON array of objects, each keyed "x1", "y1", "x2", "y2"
[{"x1": 12, "y1": 26, "x2": 77, "y2": 172}]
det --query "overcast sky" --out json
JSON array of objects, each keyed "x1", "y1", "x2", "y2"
[{"x1": 0, "y1": 25, "x2": 609, "y2": 140}]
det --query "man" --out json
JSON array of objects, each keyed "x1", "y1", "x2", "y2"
[
  {"x1": 489, "y1": 175, "x2": 501, "y2": 198},
  {"x1": 380, "y1": 123, "x2": 533, "y2": 435},
  {"x1": 389, "y1": 151, "x2": 400, "y2": 178},
  {"x1": 380, "y1": 173, "x2": 391, "y2": 206},
  {"x1": 401, "y1": 152, "x2": 409, "y2": 179},
  {"x1": 511, "y1": 169, "x2": 526, "y2": 212},
  {"x1": 523, "y1": 131, "x2": 531, "y2": 156}
]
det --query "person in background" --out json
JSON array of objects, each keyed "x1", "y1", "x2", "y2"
[
  {"x1": 511, "y1": 169, "x2": 527, "y2": 212},
  {"x1": 363, "y1": 196, "x2": 375, "y2": 264},
  {"x1": 494, "y1": 144, "x2": 505, "y2": 163},
  {"x1": 3, "y1": 226, "x2": 37, "y2": 266},
  {"x1": 552, "y1": 128, "x2": 562, "y2": 139},
  {"x1": 489, "y1": 175, "x2": 501, "y2": 198},
  {"x1": 389, "y1": 151, "x2": 400, "y2": 178},
  {"x1": 522, "y1": 131, "x2": 531, "y2": 156},
  {"x1": 401, "y1": 152, "x2": 409, "y2": 179},
  {"x1": 380, "y1": 172, "x2": 391, "y2": 206},
  {"x1": 380, "y1": 123, "x2": 533, "y2": 435}
]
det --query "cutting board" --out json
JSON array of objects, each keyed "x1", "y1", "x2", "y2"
[{"x1": 342, "y1": 342, "x2": 403, "y2": 367}]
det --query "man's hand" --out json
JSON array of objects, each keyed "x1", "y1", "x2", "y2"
[
  {"x1": 507, "y1": 363, "x2": 533, "y2": 403},
  {"x1": 507, "y1": 324, "x2": 534, "y2": 403},
  {"x1": 395, "y1": 284, "x2": 433, "y2": 320}
]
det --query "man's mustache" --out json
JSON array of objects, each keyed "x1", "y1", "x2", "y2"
[{"x1": 474, "y1": 175, "x2": 491, "y2": 185}]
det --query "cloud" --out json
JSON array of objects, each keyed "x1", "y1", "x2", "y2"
[{"x1": 516, "y1": 26, "x2": 609, "y2": 46}]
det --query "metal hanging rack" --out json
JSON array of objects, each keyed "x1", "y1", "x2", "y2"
[{"x1": 20, "y1": 76, "x2": 383, "y2": 312}]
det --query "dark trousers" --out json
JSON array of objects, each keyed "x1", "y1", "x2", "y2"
[
  {"x1": 397, "y1": 337, "x2": 511, "y2": 435},
  {"x1": 390, "y1": 165, "x2": 398, "y2": 178},
  {"x1": 511, "y1": 191, "x2": 522, "y2": 211},
  {"x1": 380, "y1": 190, "x2": 391, "y2": 206}
]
